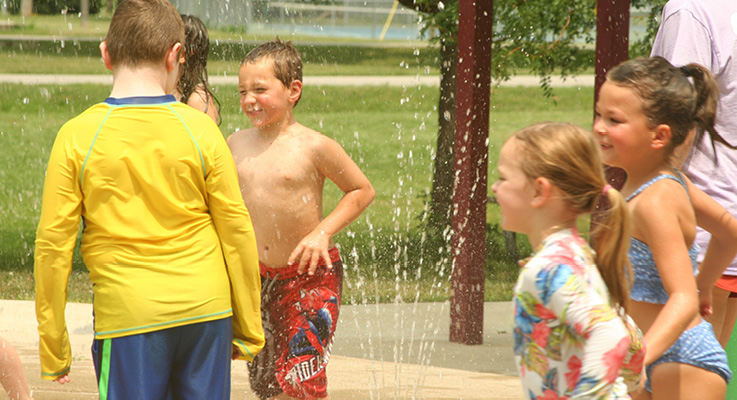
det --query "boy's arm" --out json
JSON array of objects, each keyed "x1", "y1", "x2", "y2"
[
  {"x1": 685, "y1": 175, "x2": 737, "y2": 316},
  {"x1": 206, "y1": 132, "x2": 265, "y2": 361},
  {"x1": 34, "y1": 128, "x2": 81, "y2": 381},
  {"x1": 290, "y1": 136, "x2": 375, "y2": 275}
]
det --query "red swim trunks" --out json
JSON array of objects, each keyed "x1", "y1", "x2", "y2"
[
  {"x1": 715, "y1": 274, "x2": 737, "y2": 297},
  {"x1": 249, "y1": 247, "x2": 342, "y2": 400}
]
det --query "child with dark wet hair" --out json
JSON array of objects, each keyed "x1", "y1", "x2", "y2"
[
  {"x1": 594, "y1": 56, "x2": 737, "y2": 399},
  {"x1": 228, "y1": 39, "x2": 375, "y2": 400},
  {"x1": 175, "y1": 14, "x2": 220, "y2": 124}
]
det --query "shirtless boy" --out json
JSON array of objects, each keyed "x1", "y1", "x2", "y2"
[{"x1": 228, "y1": 39, "x2": 375, "y2": 399}]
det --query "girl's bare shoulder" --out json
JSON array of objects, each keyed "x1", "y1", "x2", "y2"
[{"x1": 629, "y1": 176, "x2": 694, "y2": 236}]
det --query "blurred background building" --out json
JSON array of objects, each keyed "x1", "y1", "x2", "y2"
[{"x1": 171, "y1": 0, "x2": 424, "y2": 41}]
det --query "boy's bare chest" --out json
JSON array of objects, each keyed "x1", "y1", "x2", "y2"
[{"x1": 236, "y1": 145, "x2": 320, "y2": 189}]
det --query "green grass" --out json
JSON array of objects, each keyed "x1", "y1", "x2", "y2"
[
  {"x1": 0, "y1": 14, "x2": 438, "y2": 76},
  {"x1": 0, "y1": 13, "x2": 428, "y2": 45},
  {"x1": 0, "y1": 39, "x2": 439, "y2": 76},
  {"x1": 0, "y1": 82, "x2": 594, "y2": 304},
  {"x1": 1, "y1": 14, "x2": 112, "y2": 38}
]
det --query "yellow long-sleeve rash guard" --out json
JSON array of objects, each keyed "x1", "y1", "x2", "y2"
[{"x1": 34, "y1": 95, "x2": 264, "y2": 380}]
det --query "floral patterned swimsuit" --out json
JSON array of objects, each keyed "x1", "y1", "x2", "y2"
[{"x1": 513, "y1": 228, "x2": 645, "y2": 399}]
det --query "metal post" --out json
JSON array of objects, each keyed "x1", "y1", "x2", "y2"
[
  {"x1": 371, "y1": 1, "x2": 376, "y2": 39},
  {"x1": 595, "y1": 0, "x2": 630, "y2": 189},
  {"x1": 331, "y1": 5, "x2": 335, "y2": 36},
  {"x1": 20, "y1": 0, "x2": 31, "y2": 17},
  {"x1": 450, "y1": 0, "x2": 493, "y2": 345},
  {"x1": 245, "y1": 0, "x2": 253, "y2": 33},
  {"x1": 81, "y1": 0, "x2": 89, "y2": 27}
]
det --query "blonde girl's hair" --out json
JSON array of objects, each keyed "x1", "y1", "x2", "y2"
[
  {"x1": 513, "y1": 122, "x2": 632, "y2": 312},
  {"x1": 607, "y1": 56, "x2": 735, "y2": 157}
]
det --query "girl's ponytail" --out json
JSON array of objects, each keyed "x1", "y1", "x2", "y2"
[
  {"x1": 592, "y1": 187, "x2": 632, "y2": 314},
  {"x1": 681, "y1": 63, "x2": 734, "y2": 150}
]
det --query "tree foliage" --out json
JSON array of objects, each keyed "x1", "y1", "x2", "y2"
[
  {"x1": 404, "y1": 0, "x2": 667, "y2": 87},
  {"x1": 630, "y1": 0, "x2": 668, "y2": 57},
  {"x1": 398, "y1": 0, "x2": 667, "y2": 248}
]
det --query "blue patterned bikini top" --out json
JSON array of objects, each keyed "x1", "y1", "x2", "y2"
[{"x1": 627, "y1": 173, "x2": 700, "y2": 304}]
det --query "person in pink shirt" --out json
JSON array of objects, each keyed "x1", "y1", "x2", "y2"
[{"x1": 651, "y1": 0, "x2": 737, "y2": 348}]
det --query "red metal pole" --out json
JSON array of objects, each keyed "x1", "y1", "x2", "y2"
[
  {"x1": 450, "y1": 0, "x2": 493, "y2": 345},
  {"x1": 595, "y1": 0, "x2": 630, "y2": 189},
  {"x1": 595, "y1": 0, "x2": 630, "y2": 107}
]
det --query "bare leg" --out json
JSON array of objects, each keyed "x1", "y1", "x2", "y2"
[
  {"x1": 0, "y1": 336, "x2": 33, "y2": 400},
  {"x1": 718, "y1": 293, "x2": 737, "y2": 348},
  {"x1": 705, "y1": 286, "x2": 737, "y2": 348},
  {"x1": 650, "y1": 362, "x2": 725, "y2": 400}
]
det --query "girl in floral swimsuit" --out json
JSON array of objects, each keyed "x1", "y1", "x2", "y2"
[
  {"x1": 594, "y1": 57, "x2": 737, "y2": 399},
  {"x1": 493, "y1": 122, "x2": 645, "y2": 399}
]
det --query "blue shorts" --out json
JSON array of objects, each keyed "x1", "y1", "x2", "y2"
[
  {"x1": 92, "y1": 317, "x2": 233, "y2": 400},
  {"x1": 646, "y1": 320, "x2": 731, "y2": 392}
]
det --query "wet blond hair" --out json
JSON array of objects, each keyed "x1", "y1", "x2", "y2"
[
  {"x1": 241, "y1": 38, "x2": 303, "y2": 106},
  {"x1": 105, "y1": 0, "x2": 185, "y2": 68},
  {"x1": 513, "y1": 122, "x2": 632, "y2": 312}
]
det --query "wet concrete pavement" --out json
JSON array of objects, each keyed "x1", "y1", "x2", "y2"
[{"x1": 0, "y1": 299, "x2": 523, "y2": 399}]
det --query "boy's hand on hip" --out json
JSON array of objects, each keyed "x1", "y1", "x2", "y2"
[{"x1": 289, "y1": 230, "x2": 332, "y2": 276}]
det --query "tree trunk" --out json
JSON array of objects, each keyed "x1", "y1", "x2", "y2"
[
  {"x1": 427, "y1": 39, "x2": 457, "y2": 233},
  {"x1": 20, "y1": 0, "x2": 32, "y2": 17}
]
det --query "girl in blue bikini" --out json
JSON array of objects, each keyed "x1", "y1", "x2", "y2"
[{"x1": 594, "y1": 56, "x2": 737, "y2": 399}]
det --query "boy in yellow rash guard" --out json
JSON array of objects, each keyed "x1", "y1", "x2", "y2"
[{"x1": 33, "y1": 0, "x2": 264, "y2": 397}]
